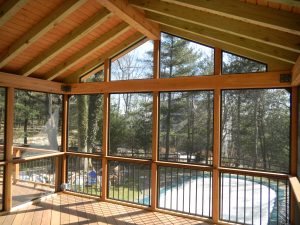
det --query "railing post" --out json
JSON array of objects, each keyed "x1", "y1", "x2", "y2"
[
  {"x1": 4, "y1": 87, "x2": 14, "y2": 211},
  {"x1": 101, "y1": 58, "x2": 110, "y2": 201},
  {"x1": 13, "y1": 148, "x2": 20, "y2": 184}
]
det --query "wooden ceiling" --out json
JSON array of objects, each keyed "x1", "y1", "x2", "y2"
[{"x1": 0, "y1": 0, "x2": 299, "y2": 83}]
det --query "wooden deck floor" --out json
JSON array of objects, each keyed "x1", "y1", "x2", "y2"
[{"x1": 0, "y1": 193, "x2": 210, "y2": 225}]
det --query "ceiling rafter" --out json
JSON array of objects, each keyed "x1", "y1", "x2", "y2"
[
  {"x1": 64, "y1": 32, "x2": 145, "y2": 83},
  {"x1": 146, "y1": 12, "x2": 298, "y2": 64},
  {"x1": 44, "y1": 22, "x2": 131, "y2": 81},
  {"x1": 162, "y1": 0, "x2": 300, "y2": 36},
  {"x1": 0, "y1": 0, "x2": 87, "y2": 68},
  {"x1": 0, "y1": 0, "x2": 29, "y2": 27},
  {"x1": 97, "y1": 0, "x2": 160, "y2": 40},
  {"x1": 129, "y1": 0, "x2": 300, "y2": 53},
  {"x1": 161, "y1": 25, "x2": 292, "y2": 71},
  {"x1": 19, "y1": 9, "x2": 112, "y2": 77},
  {"x1": 266, "y1": 0, "x2": 300, "y2": 7}
]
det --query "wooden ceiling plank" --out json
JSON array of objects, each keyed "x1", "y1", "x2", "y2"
[
  {"x1": 97, "y1": 0, "x2": 160, "y2": 40},
  {"x1": 0, "y1": 0, "x2": 29, "y2": 27},
  {"x1": 64, "y1": 32, "x2": 145, "y2": 83},
  {"x1": 19, "y1": 9, "x2": 112, "y2": 77},
  {"x1": 147, "y1": 12, "x2": 298, "y2": 64},
  {"x1": 292, "y1": 56, "x2": 300, "y2": 86},
  {"x1": 162, "y1": 0, "x2": 300, "y2": 35},
  {"x1": 0, "y1": 71, "x2": 63, "y2": 93},
  {"x1": 44, "y1": 22, "x2": 131, "y2": 81},
  {"x1": 130, "y1": 0, "x2": 300, "y2": 53},
  {"x1": 0, "y1": 0, "x2": 87, "y2": 68},
  {"x1": 161, "y1": 25, "x2": 292, "y2": 71}
]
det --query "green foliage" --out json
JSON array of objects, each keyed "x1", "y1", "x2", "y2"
[
  {"x1": 222, "y1": 52, "x2": 267, "y2": 74},
  {"x1": 13, "y1": 90, "x2": 62, "y2": 150},
  {"x1": 160, "y1": 33, "x2": 213, "y2": 77},
  {"x1": 68, "y1": 93, "x2": 103, "y2": 153},
  {"x1": 221, "y1": 89, "x2": 290, "y2": 173},
  {"x1": 109, "y1": 93, "x2": 152, "y2": 158}
]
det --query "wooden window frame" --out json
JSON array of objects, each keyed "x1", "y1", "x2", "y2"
[{"x1": 0, "y1": 39, "x2": 296, "y2": 225}]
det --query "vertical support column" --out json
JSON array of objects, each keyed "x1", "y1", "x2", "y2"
[
  {"x1": 214, "y1": 48, "x2": 222, "y2": 75},
  {"x1": 151, "y1": 92, "x2": 159, "y2": 210},
  {"x1": 151, "y1": 39, "x2": 160, "y2": 210},
  {"x1": 153, "y1": 39, "x2": 160, "y2": 80},
  {"x1": 61, "y1": 94, "x2": 68, "y2": 186},
  {"x1": 4, "y1": 87, "x2": 14, "y2": 211},
  {"x1": 290, "y1": 86, "x2": 298, "y2": 225},
  {"x1": 101, "y1": 58, "x2": 110, "y2": 201},
  {"x1": 212, "y1": 88, "x2": 221, "y2": 223},
  {"x1": 212, "y1": 46, "x2": 222, "y2": 223}
]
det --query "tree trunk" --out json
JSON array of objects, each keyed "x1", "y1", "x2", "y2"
[
  {"x1": 206, "y1": 92, "x2": 211, "y2": 164},
  {"x1": 45, "y1": 94, "x2": 58, "y2": 150},
  {"x1": 165, "y1": 92, "x2": 171, "y2": 161},
  {"x1": 77, "y1": 95, "x2": 88, "y2": 153},
  {"x1": 165, "y1": 36, "x2": 175, "y2": 161},
  {"x1": 87, "y1": 94, "x2": 102, "y2": 153},
  {"x1": 235, "y1": 93, "x2": 241, "y2": 167},
  {"x1": 253, "y1": 95, "x2": 258, "y2": 169}
]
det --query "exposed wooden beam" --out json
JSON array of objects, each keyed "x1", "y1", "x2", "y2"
[
  {"x1": 44, "y1": 22, "x2": 130, "y2": 81},
  {"x1": 0, "y1": 0, "x2": 29, "y2": 27},
  {"x1": 161, "y1": 25, "x2": 293, "y2": 71},
  {"x1": 20, "y1": 9, "x2": 112, "y2": 77},
  {"x1": 130, "y1": 0, "x2": 300, "y2": 53},
  {"x1": 146, "y1": 12, "x2": 298, "y2": 64},
  {"x1": 292, "y1": 56, "x2": 300, "y2": 86},
  {"x1": 0, "y1": 0, "x2": 86, "y2": 68},
  {"x1": 69, "y1": 71, "x2": 291, "y2": 94},
  {"x1": 97, "y1": 0, "x2": 160, "y2": 40},
  {"x1": 267, "y1": 0, "x2": 300, "y2": 7},
  {"x1": 162, "y1": 0, "x2": 300, "y2": 36},
  {"x1": 63, "y1": 32, "x2": 145, "y2": 83},
  {"x1": 0, "y1": 72, "x2": 63, "y2": 93}
]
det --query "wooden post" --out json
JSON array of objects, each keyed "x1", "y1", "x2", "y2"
[
  {"x1": 290, "y1": 86, "x2": 298, "y2": 225},
  {"x1": 212, "y1": 47, "x2": 222, "y2": 223},
  {"x1": 101, "y1": 59, "x2": 110, "y2": 201},
  {"x1": 4, "y1": 87, "x2": 14, "y2": 211},
  {"x1": 151, "y1": 40, "x2": 159, "y2": 210},
  {"x1": 13, "y1": 148, "x2": 20, "y2": 184},
  {"x1": 153, "y1": 39, "x2": 160, "y2": 80},
  {"x1": 55, "y1": 156, "x2": 60, "y2": 192},
  {"x1": 60, "y1": 94, "x2": 68, "y2": 189},
  {"x1": 151, "y1": 92, "x2": 159, "y2": 210},
  {"x1": 214, "y1": 47, "x2": 222, "y2": 75},
  {"x1": 212, "y1": 88, "x2": 221, "y2": 223}
]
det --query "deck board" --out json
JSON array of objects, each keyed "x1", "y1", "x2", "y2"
[{"x1": 0, "y1": 193, "x2": 210, "y2": 225}]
